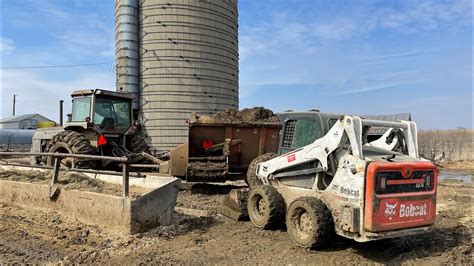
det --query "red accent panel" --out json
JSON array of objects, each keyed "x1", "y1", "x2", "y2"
[
  {"x1": 287, "y1": 154, "x2": 296, "y2": 162},
  {"x1": 386, "y1": 179, "x2": 424, "y2": 185},
  {"x1": 201, "y1": 139, "x2": 214, "y2": 150},
  {"x1": 364, "y1": 161, "x2": 438, "y2": 232}
]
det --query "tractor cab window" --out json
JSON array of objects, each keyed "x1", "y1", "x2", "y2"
[
  {"x1": 93, "y1": 97, "x2": 131, "y2": 133},
  {"x1": 72, "y1": 97, "x2": 91, "y2": 122},
  {"x1": 281, "y1": 119, "x2": 323, "y2": 153}
]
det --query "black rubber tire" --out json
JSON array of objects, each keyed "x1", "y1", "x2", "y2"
[
  {"x1": 246, "y1": 153, "x2": 278, "y2": 188},
  {"x1": 126, "y1": 136, "x2": 152, "y2": 166},
  {"x1": 46, "y1": 130, "x2": 97, "y2": 169},
  {"x1": 286, "y1": 197, "x2": 334, "y2": 249},
  {"x1": 127, "y1": 136, "x2": 151, "y2": 155},
  {"x1": 247, "y1": 185, "x2": 285, "y2": 229}
]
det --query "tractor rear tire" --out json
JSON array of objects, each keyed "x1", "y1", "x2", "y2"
[
  {"x1": 46, "y1": 130, "x2": 97, "y2": 169},
  {"x1": 127, "y1": 136, "x2": 151, "y2": 155},
  {"x1": 246, "y1": 153, "x2": 278, "y2": 188},
  {"x1": 286, "y1": 197, "x2": 334, "y2": 249},
  {"x1": 247, "y1": 185, "x2": 285, "y2": 229},
  {"x1": 127, "y1": 136, "x2": 151, "y2": 166}
]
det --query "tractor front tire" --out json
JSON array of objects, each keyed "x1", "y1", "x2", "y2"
[
  {"x1": 247, "y1": 185, "x2": 285, "y2": 229},
  {"x1": 286, "y1": 197, "x2": 334, "y2": 249},
  {"x1": 246, "y1": 153, "x2": 278, "y2": 188},
  {"x1": 46, "y1": 130, "x2": 97, "y2": 169}
]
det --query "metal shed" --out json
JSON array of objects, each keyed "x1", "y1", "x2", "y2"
[{"x1": 0, "y1": 114, "x2": 54, "y2": 130}]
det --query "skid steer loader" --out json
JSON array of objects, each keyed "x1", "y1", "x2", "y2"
[
  {"x1": 246, "y1": 111, "x2": 437, "y2": 249},
  {"x1": 31, "y1": 89, "x2": 150, "y2": 169}
]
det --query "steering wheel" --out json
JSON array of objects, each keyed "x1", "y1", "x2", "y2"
[{"x1": 100, "y1": 118, "x2": 115, "y2": 129}]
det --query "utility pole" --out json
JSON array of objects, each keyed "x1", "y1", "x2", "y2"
[
  {"x1": 59, "y1": 100, "x2": 64, "y2": 126},
  {"x1": 12, "y1": 94, "x2": 18, "y2": 116}
]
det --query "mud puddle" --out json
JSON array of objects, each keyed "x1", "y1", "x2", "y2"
[{"x1": 439, "y1": 170, "x2": 472, "y2": 183}]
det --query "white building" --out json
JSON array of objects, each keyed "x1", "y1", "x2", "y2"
[{"x1": 0, "y1": 114, "x2": 54, "y2": 129}]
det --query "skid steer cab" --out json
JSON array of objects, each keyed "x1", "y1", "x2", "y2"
[
  {"x1": 246, "y1": 111, "x2": 437, "y2": 249},
  {"x1": 32, "y1": 89, "x2": 150, "y2": 169}
]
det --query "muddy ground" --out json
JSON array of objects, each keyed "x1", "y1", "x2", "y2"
[
  {"x1": 442, "y1": 160, "x2": 474, "y2": 174},
  {"x1": 1, "y1": 174, "x2": 472, "y2": 264}
]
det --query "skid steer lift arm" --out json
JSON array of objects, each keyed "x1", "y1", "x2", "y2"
[{"x1": 256, "y1": 116, "x2": 419, "y2": 183}]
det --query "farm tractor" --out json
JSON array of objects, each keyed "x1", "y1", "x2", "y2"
[
  {"x1": 31, "y1": 89, "x2": 150, "y2": 169},
  {"x1": 246, "y1": 112, "x2": 437, "y2": 248}
]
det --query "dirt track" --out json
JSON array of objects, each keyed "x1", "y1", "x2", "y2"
[{"x1": 1, "y1": 177, "x2": 472, "y2": 264}]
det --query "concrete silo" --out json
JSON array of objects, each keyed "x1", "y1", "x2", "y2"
[{"x1": 115, "y1": 0, "x2": 239, "y2": 152}]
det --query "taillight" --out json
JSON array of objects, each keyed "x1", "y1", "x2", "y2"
[
  {"x1": 375, "y1": 170, "x2": 435, "y2": 194},
  {"x1": 98, "y1": 134, "x2": 107, "y2": 146},
  {"x1": 379, "y1": 176, "x2": 386, "y2": 192},
  {"x1": 420, "y1": 173, "x2": 434, "y2": 189}
]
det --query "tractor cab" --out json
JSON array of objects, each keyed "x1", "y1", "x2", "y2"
[{"x1": 67, "y1": 89, "x2": 134, "y2": 135}]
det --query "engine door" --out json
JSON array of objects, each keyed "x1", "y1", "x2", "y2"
[{"x1": 364, "y1": 161, "x2": 437, "y2": 232}]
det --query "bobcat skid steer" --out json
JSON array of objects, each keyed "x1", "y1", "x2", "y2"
[{"x1": 246, "y1": 112, "x2": 437, "y2": 249}]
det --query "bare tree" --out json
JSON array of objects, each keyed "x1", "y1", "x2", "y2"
[{"x1": 418, "y1": 129, "x2": 473, "y2": 161}]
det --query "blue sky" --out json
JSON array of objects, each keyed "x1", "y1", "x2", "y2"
[{"x1": 1, "y1": 0, "x2": 472, "y2": 129}]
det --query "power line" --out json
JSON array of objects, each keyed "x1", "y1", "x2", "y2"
[
  {"x1": 1, "y1": 62, "x2": 112, "y2": 70},
  {"x1": 16, "y1": 99, "x2": 55, "y2": 113}
]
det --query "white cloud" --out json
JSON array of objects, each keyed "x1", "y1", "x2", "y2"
[
  {"x1": 0, "y1": 38, "x2": 15, "y2": 54},
  {"x1": 240, "y1": 0, "x2": 472, "y2": 58},
  {"x1": 1, "y1": 69, "x2": 114, "y2": 119},
  {"x1": 337, "y1": 80, "x2": 425, "y2": 95},
  {"x1": 358, "y1": 50, "x2": 439, "y2": 66},
  {"x1": 337, "y1": 83, "x2": 400, "y2": 95},
  {"x1": 4, "y1": 0, "x2": 114, "y2": 62},
  {"x1": 308, "y1": 0, "x2": 471, "y2": 40},
  {"x1": 238, "y1": 0, "x2": 472, "y2": 102},
  {"x1": 0, "y1": 1, "x2": 116, "y2": 119}
]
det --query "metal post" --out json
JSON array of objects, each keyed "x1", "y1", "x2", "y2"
[
  {"x1": 122, "y1": 163, "x2": 129, "y2": 197},
  {"x1": 12, "y1": 94, "x2": 17, "y2": 116},
  {"x1": 59, "y1": 100, "x2": 64, "y2": 126},
  {"x1": 52, "y1": 157, "x2": 60, "y2": 185}
]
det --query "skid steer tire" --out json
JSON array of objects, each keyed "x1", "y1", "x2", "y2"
[
  {"x1": 246, "y1": 153, "x2": 278, "y2": 188},
  {"x1": 286, "y1": 197, "x2": 334, "y2": 249},
  {"x1": 46, "y1": 130, "x2": 97, "y2": 169},
  {"x1": 247, "y1": 185, "x2": 285, "y2": 229}
]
